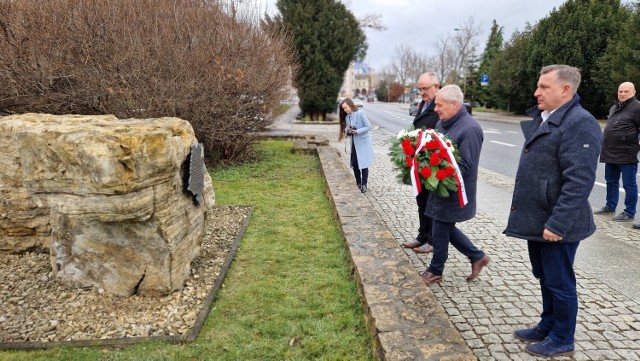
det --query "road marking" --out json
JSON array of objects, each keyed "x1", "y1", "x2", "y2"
[
  {"x1": 506, "y1": 131, "x2": 520, "y2": 134},
  {"x1": 484, "y1": 130, "x2": 502, "y2": 134},
  {"x1": 490, "y1": 140, "x2": 517, "y2": 147}
]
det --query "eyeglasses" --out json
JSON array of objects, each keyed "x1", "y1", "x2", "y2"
[{"x1": 418, "y1": 84, "x2": 436, "y2": 93}]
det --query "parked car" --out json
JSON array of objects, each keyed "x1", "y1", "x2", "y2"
[
  {"x1": 354, "y1": 99, "x2": 364, "y2": 109},
  {"x1": 409, "y1": 98, "x2": 421, "y2": 116}
]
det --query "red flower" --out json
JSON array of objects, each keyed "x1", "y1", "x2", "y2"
[
  {"x1": 405, "y1": 157, "x2": 413, "y2": 167},
  {"x1": 420, "y1": 167, "x2": 432, "y2": 178},
  {"x1": 435, "y1": 169, "x2": 447, "y2": 180},
  {"x1": 425, "y1": 140, "x2": 439, "y2": 150},
  {"x1": 445, "y1": 166, "x2": 455, "y2": 176},
  {"x1": 401, "y1": 139, "x2": 412, "y2": 148},
  {"x1": 402, "y1": 144, "x2": 415, "y2": 156},
  {"x1": 429, "y1": 153, "x2": 441, "y2": 166}
]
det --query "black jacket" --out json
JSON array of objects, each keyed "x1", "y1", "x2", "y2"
[
  {"x1": 412, "y1": 100, "x2": 439, "y2": 130},
  {"x1": 599, "y1": 97, "x2": 640, "y2": 164}
]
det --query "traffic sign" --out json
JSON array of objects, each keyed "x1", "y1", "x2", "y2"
[{"x1": 480, "y1": 73, "x2": 489, "y2": 86}]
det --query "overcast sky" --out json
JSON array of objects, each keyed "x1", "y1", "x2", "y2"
[{"x1": 256, "y1": 0, "x2": 632, "y2": 72}]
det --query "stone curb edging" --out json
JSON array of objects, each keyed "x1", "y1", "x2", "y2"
[
  {"x1": 0, "y1": 206, "x2": 254, "y2": 351},
  {"x1": 316, "y1": 146, "x2": 475, "y2": 361}
]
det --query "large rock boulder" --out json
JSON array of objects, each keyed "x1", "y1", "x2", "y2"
[{"x1": 0, "y1": 114, "x2": 215, "y2": 296}]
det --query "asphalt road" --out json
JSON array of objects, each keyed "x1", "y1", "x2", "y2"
[{"x1": 362, "y1": 101, "x2": 640, "y2": 215}]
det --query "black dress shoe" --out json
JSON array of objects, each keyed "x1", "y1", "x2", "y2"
[{"x1": 360, "y1": 184, "x2": 367, "y2": 193}]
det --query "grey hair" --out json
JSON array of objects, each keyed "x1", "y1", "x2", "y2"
[
  {"x1": 540, "y1": 64, "x2": 581, "y2": 95},
  {"x1": 436, "y1": 84, "x2": 464, "y2": 104},
  {"x1": 418, "y1": 72, "x2": 439, "y2": 86}
]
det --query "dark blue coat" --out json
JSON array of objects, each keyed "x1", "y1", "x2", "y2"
[
  {"x1": 504, "y1": 95, "x2": 603, "y2": 242},
  {"x1": 425, "y1": 107, "x2": 483, "y2": 223}
]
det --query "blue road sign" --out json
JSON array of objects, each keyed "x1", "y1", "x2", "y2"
[{"x1": 480, "y1": 73, "x2": 489, "y2": 86}]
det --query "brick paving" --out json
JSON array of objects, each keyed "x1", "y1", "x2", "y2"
[{"x1": 358, "y1": 127, "x2": 640, "y2": 361}]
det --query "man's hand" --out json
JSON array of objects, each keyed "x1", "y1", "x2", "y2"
[{"x1": 543, "y1": 228, "x2": 563, "y2": 242}]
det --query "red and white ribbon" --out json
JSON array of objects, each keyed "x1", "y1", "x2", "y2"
[
  {"x1": 410, "y1": 130, "x2": 425, "y2": 196},
  {"x1": 431, "y1": 131, "x2": 468, "y2": 207}
]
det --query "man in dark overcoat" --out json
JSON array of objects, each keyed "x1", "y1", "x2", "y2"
[
  {"x1": 402, "y1": 72, "x2": 440, "y2": 254},
  {"x1": 593, "y1": 82, "x2": 640, "y2": 224},
  {"x1": 504, "y1": 65, "x2": 602, "y2": 358},
  {"x1": 421, "y1": 84, "x2": 490, "y2": 285}
]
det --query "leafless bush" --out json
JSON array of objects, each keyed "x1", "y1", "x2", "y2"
[{"x1": 0, "y1": 0, "x2": 294, "y2": 163}]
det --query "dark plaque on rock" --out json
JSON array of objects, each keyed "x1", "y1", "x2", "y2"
[{"x1": 186, "y1": 143, "x2": 205, "y2": 206}]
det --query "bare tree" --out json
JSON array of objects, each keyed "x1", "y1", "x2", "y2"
[
  {"x1": 390, "y1": 44, "x2": 430, "y2": 88},
  {"x1": 358, "y1": 13, "x2": 386, "y2": 30},
  {"x1": 431, "y1": 17, "x2": 481, "y2": 87},
  {"x1": 452, "y1": 17, "x2": 482, "y2": 85},
  {"x1": 341, "y1": 0, "x2": 387, "y2": 30}
]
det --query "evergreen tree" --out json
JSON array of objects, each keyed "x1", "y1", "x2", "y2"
[
  {"x1": 488, "y1": 26, "x2": 535, "y2": 112},
  {"x1": 596, "y1": 3, "x2": 640, "y2": 106},
  {"x1": 527, "y1": 0, "x2": 627, "y2": 116},
  {"x1": 476, "y1": 20, "x2": 503, "y2": 108},
  {"x1": 276, "y1": 0, "x2": 366, "y2": 120},
  {"x1": 488, "y1": 0, "x2": 628, "y2": 116}
]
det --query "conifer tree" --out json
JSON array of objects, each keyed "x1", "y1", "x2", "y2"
[
  {"x1": 275, "y1": 0, "x2": 366, "y2": 120},
  {"x1": 488, "y1": 0, "x2": 628, "y2": 116},
  {"x1": 476, "y1": 20, "x2": 503, "y2": 108}
]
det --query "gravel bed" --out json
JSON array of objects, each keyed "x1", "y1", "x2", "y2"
[{"x1": 0, "y1": 206, "x2": 250, "y2": 345}]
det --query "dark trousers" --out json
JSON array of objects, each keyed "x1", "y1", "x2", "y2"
[
  {"x1": 527, "y1": 240, "x2": 580, "y2": 345},
  {"x1": 604, "y1": 163, "x2": 638, "y2": 217},
  {"x1": 416, "y1": 189, "x2": 433, "y2": 244},
  {"x1": 427, "y1": 219, "x2": 485, "y2": 276},
  {"x1": 350, "y1": 141, "x2": 368, "y2": 186}
]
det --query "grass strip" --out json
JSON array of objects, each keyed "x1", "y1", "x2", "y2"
[{"x1": 1, "y1": 140, "x2": 372, "y2": 361}]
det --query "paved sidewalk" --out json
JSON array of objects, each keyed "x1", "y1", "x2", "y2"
[
  {"x1": 268, "y1": 106, "x2": 640, "y2": 360},
  {"x1": 363, "y1": 128, "x2": 640, "y2": 361}
]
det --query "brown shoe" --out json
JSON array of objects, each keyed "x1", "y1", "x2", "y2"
[
  {"x1": 402, "y1": 240, "x2": 423, "y2": 249},
  {"x1": 421, "y1": 271, "x2": 443, "y2": 285},
  {"x1": 466, "y1": 255, "x2": 490, "y2": 282},
  {"x1": 413, "y1": 244, "x2": 433, "y2": 254}
]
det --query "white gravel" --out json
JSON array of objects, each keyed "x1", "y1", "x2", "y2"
[{"x1": 0, "y1": 206, "x2": 250, "y2": 344}]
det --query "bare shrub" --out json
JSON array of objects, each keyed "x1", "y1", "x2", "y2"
[{"x1": 0, "y1": 0, "x2": 295, "y2": 163}]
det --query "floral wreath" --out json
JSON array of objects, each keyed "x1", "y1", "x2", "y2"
[{"x1": 389, "y1": 127, "x2": 468, "y2": 207}]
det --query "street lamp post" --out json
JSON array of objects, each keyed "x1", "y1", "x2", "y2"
[{"x1": 454, "y1": 28, "x2": 467, "y2": 97}]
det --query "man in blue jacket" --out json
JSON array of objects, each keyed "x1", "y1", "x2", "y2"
[
  {"x1": 421, "y1": 84, "x2": 490, "y2": 285},
  {"x1": 504, "y1": 65, "x2": 602, "y2": 358}
]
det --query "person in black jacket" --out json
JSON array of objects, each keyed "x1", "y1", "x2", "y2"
[
  {"x1": 402, "y1": 72, "x2": 440, "y2": 254},
  {"x1": 593, "y1": 82, "x2": 640, "y2": 225}
]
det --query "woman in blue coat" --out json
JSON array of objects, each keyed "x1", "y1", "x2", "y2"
[{"x1": 341, "y1": 98, "x2": 375, "y2": 193}]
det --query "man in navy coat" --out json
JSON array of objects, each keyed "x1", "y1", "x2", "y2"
[
  {"x1": 421, "y1": 84, "x2": 490, "y2": 285},
  {"x1": 504, "y1": 65, "x2": 602, "y2": 358}
]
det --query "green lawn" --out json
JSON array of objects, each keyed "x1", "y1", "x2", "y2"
[{"x1": 1, "y1": 140, "x2": 372, "y2": 361}]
